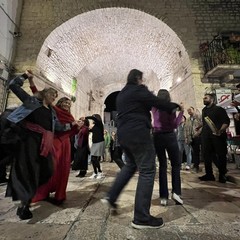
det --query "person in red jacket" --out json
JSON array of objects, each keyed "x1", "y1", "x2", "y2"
[{"x1": 29, "y1": 76, "x2": 81, "y2": 205}]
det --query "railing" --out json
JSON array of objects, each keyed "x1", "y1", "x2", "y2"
[{"x1": 200, "y1": 33, "x2": 240, "y2": 74}]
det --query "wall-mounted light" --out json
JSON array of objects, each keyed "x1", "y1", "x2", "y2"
[
  {"x1": 176, "y1": 77, "x2": 182, "y2": 83},
  {"x1": 46, "y1": 47, "x2": 53, "y2": 57},
  {"x1": 9, "y1": 31, "x2": 22, "y2": 38},
  {"x1": 178, "y1": 51, "x2": 182, "y2": 58}
]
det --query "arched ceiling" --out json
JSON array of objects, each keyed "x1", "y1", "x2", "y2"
[{"x1": 36, "y1": 7, "x2": 191, "y2": 97}]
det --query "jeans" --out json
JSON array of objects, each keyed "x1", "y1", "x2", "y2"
[
  {"x1": 178, "y1": 140, "x2": 192, "y2": 166},
  {"x1": 107, "y1": 140, "x2": 156, "y2": 223},
  {"x1": 104, "y1": 147, "x2": 110, "y2": 161},
  {"x1": 153, "y1": 132, "x2": 181, "y2": 199}
]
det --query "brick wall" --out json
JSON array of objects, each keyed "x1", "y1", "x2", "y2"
[{"x1": 8, "y1": 0, "x2": 240, "y2": 116}]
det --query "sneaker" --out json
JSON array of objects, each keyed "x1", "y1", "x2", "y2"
[
  {"x1": 160, "y1": 198, "x2": 168, "y2": 206},
  {"x1": 96, "y1": 172, "x2": 104, "y2": 179},
  {"x1": 101, "y1": 197, "x2": 118, "y2": 210},
  {"x1": 199, "y1": 174, "x2": 215, "y2": 181},
  {"x1": 185, "y1": 165, "x2": 190, "y2": 170},
  {"x1": 131, "y1": 216, "x2": 164, "y2": 229},
  {"x1": 89, "y1": 173, "x2": 97, "y2": 179},
  {"x1": 172, "y1": 193, "x2": 183, "y2": 205}
]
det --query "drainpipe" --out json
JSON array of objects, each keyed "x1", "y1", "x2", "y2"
[{"x1": 0, "y1": 76, "x2": 9, "y2": 112}]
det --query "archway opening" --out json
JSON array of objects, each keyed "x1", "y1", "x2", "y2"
[
  {"x1": 36, "y1": 7, "x2": 192, "y2": 118},
  {"x1": 104, "y1": 91, "x2": 120, "y2": 124}
]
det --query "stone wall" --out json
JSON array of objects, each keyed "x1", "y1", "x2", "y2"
[
  {"x1": 15, "y1": 0, "x2": 240, "y2": 66},
  {"x1": 0, "y1": 0, "x2": 23, "y2": 111},
  {"x1": 8, "y1": 0, "x2": 240, "y2": 113}
]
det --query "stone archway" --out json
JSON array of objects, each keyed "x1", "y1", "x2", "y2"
[
  {"x1": 104, "y1": 91, "x2": 120, "y2": 124},
  {"x1": 35, "y1": 7, "x2": 192, "y2": 118}
]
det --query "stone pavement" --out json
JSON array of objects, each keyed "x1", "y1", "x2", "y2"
[{"x1": 0, "y1": 162, "x2": 240, "y2": 240}]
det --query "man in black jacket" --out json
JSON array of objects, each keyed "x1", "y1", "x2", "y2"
[
  {"x1": 199, "y1": 93, "x2": 230, "y2": 183},
  {"x1": 102, "y1": 69, "x2": 179, "y2": 229}
]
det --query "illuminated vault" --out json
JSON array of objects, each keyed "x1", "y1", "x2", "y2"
[{"x1": 36, "y1": 7, "x2": 191, "y2": 116}]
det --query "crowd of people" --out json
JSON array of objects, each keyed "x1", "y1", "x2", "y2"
[{"x1": 0, "y1": 68, "x2": 238, "y2": 229}]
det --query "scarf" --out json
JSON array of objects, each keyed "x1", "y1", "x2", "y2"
[
  {"x1": 24, "y1": 121, "x2": 54, "y2": 157},
  {"x1": 53, "y1": 106, "x2": 74, "y2": 124}
]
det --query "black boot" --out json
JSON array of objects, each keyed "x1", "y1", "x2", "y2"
[
  {"x1": 219, "y1": 175, "x2": 227, "y2": 183},
  {"x1": 17, "y1": 205, "x2": 33, "y2": 220},
  {"x1": 199, "y1": 174, "x2": 215, "y2": 181},
  {"x1": 76, "y1": 170, "x2": 86, "y2": 178},
  {"x1": 46, "y1": 197, "x2": 64, "y2": 206}
]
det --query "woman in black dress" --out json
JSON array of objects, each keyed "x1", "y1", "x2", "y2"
[
  {"x1": 6, "y1": 71, "x2": 80, "y2": 220},
  {"x1": 85, "y1": 114, "x2": 105, "y2": 179}
]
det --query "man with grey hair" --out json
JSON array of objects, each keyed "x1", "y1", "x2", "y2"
[{"x1": 185, "y1": 106, "x2": 202, "y2": 172}]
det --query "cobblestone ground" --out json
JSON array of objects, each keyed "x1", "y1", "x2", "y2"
[{"x1": 0, "y1": 162, "x2": 240, "y2": 240}]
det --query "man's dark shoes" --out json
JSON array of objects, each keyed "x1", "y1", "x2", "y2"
[
  {"x1": 16, "y1": 205, "x2": 33, "y2": 220},
  {"x1": 199, "y1": 174, "x2": 215, "y2": 181},
  {"x1": 192, "y1": 167, "x2": 199, "y2": 173},
  {"x1": 219, "y1": 175, "x2": 227, "y2": 183},
  {"x1": 76, "y1": 174, "x2": 85, "y2": 178},
  {"x1": 131, "y1": 216, "x2": 165, "y2": 229},
  {"x1": 76, "y1": 171, "x2": 87, "y2": 178}
]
